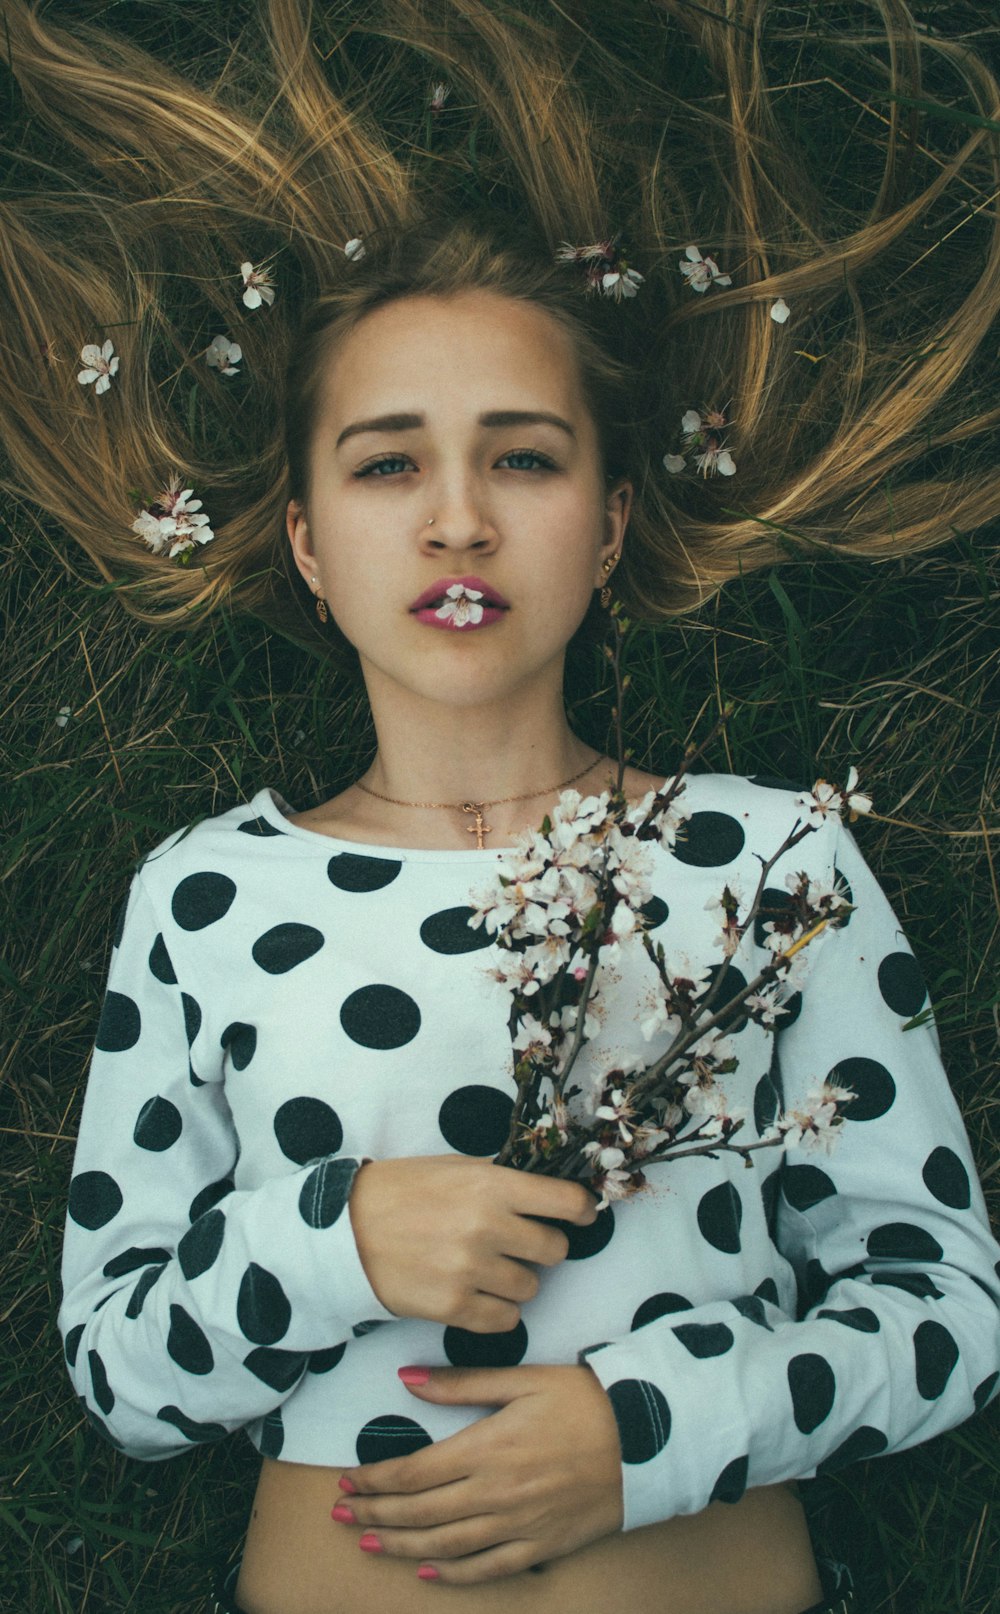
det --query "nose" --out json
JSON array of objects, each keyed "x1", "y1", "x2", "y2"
[{"x1": 418, "y1": 475, "x2": 498, "y2": 556}]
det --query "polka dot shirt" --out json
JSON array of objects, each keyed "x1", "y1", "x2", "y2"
[{"x1": 58, "y1": 775, "x2": 1000, "y2": 1531}]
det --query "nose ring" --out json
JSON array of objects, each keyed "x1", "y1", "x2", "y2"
[{"x1": 426, "y1": 517, "x2": 435, "y2": 526}]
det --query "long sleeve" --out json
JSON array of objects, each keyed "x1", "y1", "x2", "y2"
[
  {"x1": 57, "y1": 869, "x2": 395, "y2": 1461},
  {"x1": 580, "y1": 819, "x2": 1000, "y2": 1531}
]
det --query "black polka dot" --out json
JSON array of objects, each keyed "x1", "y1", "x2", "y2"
[
  {"x1": 299, "y1": 1157, "x2": 356, "y2": 1229},
  {"x1": 868, "y1": 1223, "x2": 943, "y2": 1263},
  {"x1": 340, "y1": 984, "x2": 421, "y2": 1049},
  {"x1": 189, "y1": 1061, "x2": 205, "y2": 1088},
  {"x1": 103, "y1": 1246, "x2": 170, "y2": 1279},
  {"x1": 699, "y1": 964, "x2": 750, "y2": 1033},
  {"x1": 178, "y1": 993, "x2": 200, "y2": 1048},
  {"x1": 671, "y1": 811, "x2": 745, "y2": 868},
  {"x1": 754, "y1": 1074, "x2": 779, "y2": 1134},
  {"x1": 68, "y1": 1171, "x2": 122, "y2": 1230},
  {"x1": 237, "y1": 1263, "x2": 291, "y2": 1345},
  {"x1": 781, "y1": 1164, "x2": 837, "y2": 1212},
  {"x1": 308, "y1": 1342, "x2": 347, "y2": 1374},
  {"x1": 133, "y1": 1095, "x2": 183, "y2": 1152},
  {"x1": 178, "y1": 1209, "x2": 226, "y2": 1281},
  {"x1": 564, "y1": 1205, "x2": 615, "y2": 1260},
  {"x1": 750, "y1": 774, "x2": 804, "y2": 793},
  {"x1": 243, "y1": 1347, "x2": 308, "y2": 1391},
  {"x1": 167, "y1": 1304, "x2": 214, "y2": 1375},
  {"x1": 148, "y1": 933, "x2": 177, "y2": 984},
  {"x1": 639, "y1": 894, "x2": 669, "y2": 931},
  {"x1": 914, "y1": 1319, "x2": 959, "y2": 1400},
  {"x1": 352, "y1": 1319, "x2": 387, "y2": 1337},
  {"x1": 817, "y1": 1307, "x2": 880, "y2": 1333},
  {"x1": 696, "y1": 1181, "x2": 742, "y2": 1254},
  {"x1": 922, "y1": 1147, "x2": 970, "y2": 1210},
  {"x1": 709, "y1": 1453, "x2": 748, "y2": 1503},
  {"x1": 238, "y1": 815, "x2": 284, "y2": 837},
  {"x1": 189, "y1": 1177, "x2": 234, "y2": 1222},
  {"x1": 444, "y1": 1321, "x2": 529, "y2": 1367},
  {"x1": 438, "y1": 1085, "x2": 514, "y2": 1155},
  {"x1": 777, "y1": 989, "x2": 803, "y2": 1028},
  {"x1": 816, "y1": 1425, "x2": 888, "y2": 1474},
  {"x1": 580, "y1": 1342, "x2": 612, "y2": 1360},
  {"x1": 671, "y1": 1321, "x2": 734, "y2": 1358},
  {"x1": 753, "y1": 887, "x2": 796, "y2": 949},
  {"x1": 761, "y1": 1170, "x2": 781, "y2": 1238},
  {"x1": 730, "y1": 1294, "x2": 773, "y2": 1331},
  {"x1": 801, "y1": 1259, "x2": 833, "y2": 1309},
  {"x1": 420, "y1": 906, "x2": 496, "y2": 954},
  {"x1": 157, "y1": 1405, "x2": 228, "y2": 1443},
  {"x1": 871, "y1": 1270, "x2": 943, "y2": 1300},
  {"x1": 273, "y1": 1097, "x2": 344, "y2": 1165},
  {"x1": 828, "y1": 1057, "x2": 895, "y2": 1123},
  {"x1": 788, "y1": 1353, "x2": 836, "y2": 1433},
  {"x1": 88, "y1": 1349, "x2": 115, "y2": 1415},
  {"x1": 878, "y1": 951, "x2": 927, "y2": 1017},
  {"x1": 125, "y1": 1263, "x2": 166, "y2": 1318},
  {"x1": 171, "y1": 872, "x2": 237, "y2": 931},
  {"x1": 95, "y1": 991, "x2": 141, "y2": 1053},
  {"x1": 974, "y1": 1372, "x2": 999, "y2": 1412},
  {"x1": 631, "y1": 1293, "x2": 693, "y2": 1329},
  {"x1": 112, "y1": 895, "x2": 128, "y2": 950},
  {"x1": 755, "y1": 1277, "x2": 780, "y2": 1306},
  {"x1": 356, "y1": 1415, "x2": 432, "y2": 1465},
  {"x1": 221, "y1": 1021, "x2": 257, "y2": 1070},
  {"x1": 252, "y1": 922, "x2": 325, "y2": 974},
  {"x1": 327, "y1": 852, "x2": 401, "y2": 892},
  {"x1": 258, "y1": 1409, "x2": 285, "y2": 1458},
  {"x1": 606, "y1": 1379, "x2": 671, "y2": 1463},
  {"x1": 63, "y1": 1325, "x2": 86, "y2": 1373}
]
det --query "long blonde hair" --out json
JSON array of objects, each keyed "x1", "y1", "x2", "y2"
[{"x1": 2, "y1": 0, "x2": 998, "y2": 661}]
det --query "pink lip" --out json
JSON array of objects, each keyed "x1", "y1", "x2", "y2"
[{"x1": 408, "y1": 575, "x2": 510, "y2": 611}]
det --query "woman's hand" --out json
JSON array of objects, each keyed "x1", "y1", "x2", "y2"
[
  {"x1": 331, "y1": 1363, "x2": 624, "y2": 1584},
  {"x1": 348, "y1": 1156, "x2": 598, "y2": 1332}
]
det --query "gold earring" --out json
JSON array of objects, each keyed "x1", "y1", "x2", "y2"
[
  {"x1": 600, "y1": 554, "x2": 617, "y2": 609},
  {"x1": 315, "y1": 595, "x2": 329, "y2": 624}
]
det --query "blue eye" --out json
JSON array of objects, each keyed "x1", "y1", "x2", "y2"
[
  {"x1": 500, "y1": 449, "x2": 556, "y2": 471},
  {"x1": 354, "y1": 455, "x2": 412, "y2": 478}
]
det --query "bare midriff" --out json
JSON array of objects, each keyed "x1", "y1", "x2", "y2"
[{"x1": 235, "y1": 1460, "x2": 824, "y2": 1614}]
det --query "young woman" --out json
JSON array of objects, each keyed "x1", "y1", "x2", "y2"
[{"x1": 3, "y1": 4, "x2": 999, "y2": 1612}]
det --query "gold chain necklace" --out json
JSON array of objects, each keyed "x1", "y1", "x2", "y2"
[{"x1": 355, "y1": 754, "x2": 606, "y2": 848}]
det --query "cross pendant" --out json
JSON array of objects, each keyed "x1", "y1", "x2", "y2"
[{"x1": 462, "y1": 802, "x2": 492, "y2": 849}]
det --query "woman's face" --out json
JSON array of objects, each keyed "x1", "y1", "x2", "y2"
[{"x1": 286, "y1": 289, "x2": 631, "y2": 713}]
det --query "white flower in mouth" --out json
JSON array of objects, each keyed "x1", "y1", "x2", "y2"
[
  {"x1": 206, "y1": 336, "x2": 242, "y2": 376},
  {"x1": 77, "y1": 339, "x2": 119, "y2": 393},
  {"x1": 434, "y1": 584, "x2": 485, "y2": 626},
  {"x1": 240, "y1": 260, "x2": 276, "y2": 309}
]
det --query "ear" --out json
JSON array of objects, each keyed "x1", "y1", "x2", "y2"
[
  {"x1": 286, "y1": 498, "x2": 318, "y2": 587},
  {"x1": 600, "y1": 479, "x2": 633, "y2": 576}
]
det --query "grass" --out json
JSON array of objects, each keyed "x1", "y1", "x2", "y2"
[{"x1": 2, "y1": 2, "x2": 999, "y2": 1610}]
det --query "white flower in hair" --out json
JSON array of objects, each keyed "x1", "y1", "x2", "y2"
[
  {"x1": 679, "y1": 245, "x2": 732, "y2": 292},
  {"x1": 694, "y1": 443, "x2": 736, "y2": 477},
  {"x1": 131, "y1": 471, "x2": 215, "y2": 560},
  {"x1": 770, "y1": 297, "x2": 791, "y2": 323},
  {"x1": 429, "y1": 82, "x2": 450, "y2": 112},
  {"x1": 663, "y1": 453, "x2": 686, "y2": 474},
  {"x1": 206, "y1": 336, "x2": 242, "y2": 376},
  {"x1": 601, "y1": 267, "x2": 644, "y2": 300},
  {"x1": 77, "y1": 339, "x2": 120, "y2": 394},
  {"x1": 343, "y1": 238, "x2": 366, "y2": 261},
  {"x1": 240, "y1": 261, "x2": 276, "y2": 309}
]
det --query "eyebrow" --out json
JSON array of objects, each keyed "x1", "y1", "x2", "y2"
[{"x1": 334, "y1": 409, "x2": 577, "y2": 449}]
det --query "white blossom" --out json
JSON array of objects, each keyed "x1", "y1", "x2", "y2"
[
  {"x1": 206, "y1": 336, "x2": 242, "y2": 376},
  {"x1": 77, "y1": 339, "x2": 119, "y2": 394},
  {"x1": 770, "y1": 297, "x2": 791, "y2": 324},
  {"x1": 344, "y1": 237, "x2": 366, "y2": 261},
  {"x1": 601, "y1": 267, "x2": 644, "y2": 300},
  {"x1": 55, "y1": 705, "x2": 72, "y2": 727},
  {"x1": 778, "y1": 1081, "x2": 854, "y2": 1154},
  {"x1": 434, "y1": 583, "x2": 484, "y2": 627},
  {"x1": 694, "y1": 444, "x2": 736, "y2": 477},
  {"x1": 663, "y1": 453, "x2": 687, "y2": 474},
  {"x1": 131, "y1": 472, "x2": 215, "y2": 560},
  {"x1": 240, "y1": 260, "x2": 276, "y2": 309},
  {"x1": 679, "y1": 245, "x2": 732, "y2": 293},
  {"x1": 429, "y1": 82, "x2": 450, "y2": 112},
  {"x1": 512, "y1": 1015, "x2": 553, "y2": 1055}
]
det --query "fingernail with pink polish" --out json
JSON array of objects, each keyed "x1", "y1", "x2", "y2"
[
  {"x1": 417, "y1": 1565, "x2": 439, "y2": 1580},
  {"x1": 398, "y1": 1365, "x2": 431, "y2": 1386},
  {"x1": 330, "y1": 1504, "x2": 356, "y2": 1523},
  {"x1": 359, "y1": 1532, "x2": 383, "y2": 1554},
  {"x1": 338, "y1": 1475, "x2": 357, "y2": 1494}
]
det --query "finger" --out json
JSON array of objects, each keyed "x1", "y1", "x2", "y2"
[
  {"x1": 460, "y1": 1292, "x2": 523, "y2": 1333},
  {"x1": 502, "y1": 1217, "x2": 570, "y2": 1267},
  {"x1": 337, "y1": 1477, "x2": 476, "y2": 1531},
  {"x1": 398, "y1": 1365, "x2": 528, "y2": 1407},
  {"x1": 355, "y1": 1512, "x2": 508, "y2": 1561},
  {"x1": 418, "y1": 1538, "x2": 539, "y2": 1585},
  {"x1": 503, "y1": 1170, "x2": 598, "y2": 1225},
  {"x1": 478, "y1": 1253, "x2": 540, "y2": 1305},
  {"x1": 344, "y1": 1432, "x2": 475, "y2": 1496}
]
